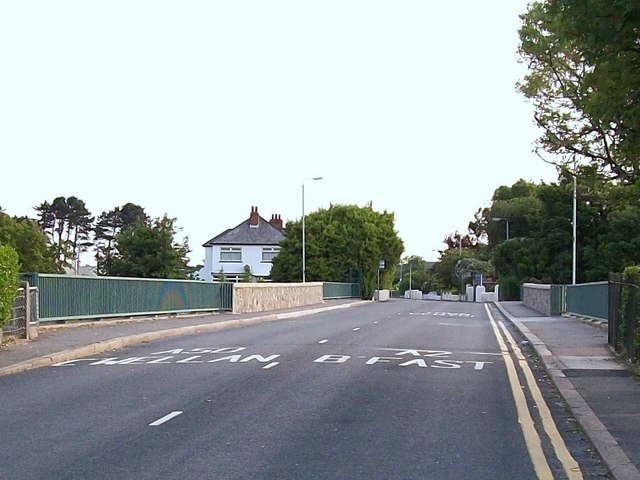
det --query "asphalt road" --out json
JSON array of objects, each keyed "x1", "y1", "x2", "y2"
[{"x1": 0, "y1": 300, "x2": 604, "y2": 479}]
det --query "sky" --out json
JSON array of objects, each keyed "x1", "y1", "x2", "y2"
[{"x1": 1, "y1": 1, "x2": 558, "y2": 266}]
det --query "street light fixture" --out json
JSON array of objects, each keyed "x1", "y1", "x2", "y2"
[
  {"x1": 492, "y1": 217, "x2": 510, "y2": 241},
  {"x1": 302, "y1": 176, "x2": 323, "y2": 282}
]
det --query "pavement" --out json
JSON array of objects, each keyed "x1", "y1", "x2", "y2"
[
  {"x1": 1, "y1": 299, "x2": 639, "y2": 479},
  {"x1": 496, "y1": 301, "x2": 640, "y2": 480}
]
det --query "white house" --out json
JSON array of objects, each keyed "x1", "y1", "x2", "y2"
[{"x1": 200, "y1": 206, "x2": 285, "y2": 282}]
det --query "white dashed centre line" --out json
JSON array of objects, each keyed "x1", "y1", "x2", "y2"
[
  {"x1": 352, "y1": 328, "x2": 360, "y2": 331},
  {"x1": 318, "y1": 339, "x2": 329, "y2": 344},
  {"x1": 149, "y1": 411, "x2": 183, "y2": 427}
]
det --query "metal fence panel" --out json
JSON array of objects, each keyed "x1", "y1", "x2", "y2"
[
  {"x1": 20, "y1": 274, "x2": 233, "y2": 322},
  {"x1": 322, "y1": 282, "x2": 361, "y2": 299},
  {"x1": 565, "y1": 281, "x2": 608, "y2": 322}
]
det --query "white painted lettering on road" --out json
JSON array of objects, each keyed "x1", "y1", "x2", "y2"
[
  {"x1": 466, "y1": 361, "x2": 493, "y2": 370},
  {"x1": 152, "y1": 347, "x2": 246, "y2": 355},
  {"x1": 176, "y1": 356, "x2": 204, "y2": 364},
  {"x1": 431, "y1": 360, "x2": 463, "y2": 369},
  {"x1": 240, "y1": 355, "x2": 280, "y2": 363},
  {"x1": 380, "y1": 348, "x2": 452, "y2": 357},
  {"x1": 208, "y1": 355, "x2": 241, "y2": 363},
  {"x1": 51, "y1": 359, "x2": 97, "y2": 367},
  {"x1": 146, "y1": 356, "x2": 174, "y2": 364},
  {"x1": 149, "y1": 411, "x2": 183, "y2": 427},
  {"x1": 50, "y1": 346, "x2": 493, "y2": 372},
  {"x1": 314, "y1": 355, "x2": 351, "y2": 363},
  {"x1": 365, "y1": 356, "x2": 399, "y2": 365}
]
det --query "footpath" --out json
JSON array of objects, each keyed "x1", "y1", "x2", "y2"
[
  {"x1": 1, "y1": 299, "x2": 639, "y2": 479},
  {"x1": 497, "y1": 301, "x2": 640, "y2": 480}
]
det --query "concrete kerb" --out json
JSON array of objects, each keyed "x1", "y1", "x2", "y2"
[
  {"x1": 0, "y1": 300, "x2": 369, "y2": 378},
  {"x1": 494, "y1": 302, "x2": 640, "y2": 480}
]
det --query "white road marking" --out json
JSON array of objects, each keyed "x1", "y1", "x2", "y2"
[
  {"x1": 262, "y1": 362, "x2": 279, "y2": 370},
  {"x1": 318, "y1": 339, "x2": 329, "y2": 344},
  {"x1": 485, "y1": 305, "x2": 583, "y2": 480},
  {"x1": 149, "y1": 411, "x2": 183, "y2": 427},
  {"x1": 352, "y1": 327, "x2": 360, "y2": 331}
]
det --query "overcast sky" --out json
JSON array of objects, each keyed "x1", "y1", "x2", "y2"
[{"x1": 1, "y1": 1, "x2": 557, "y2": 266}]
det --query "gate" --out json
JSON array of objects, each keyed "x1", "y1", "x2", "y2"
[{"x1": 4, "y1": 283, "x2": 39, "y2": 339}]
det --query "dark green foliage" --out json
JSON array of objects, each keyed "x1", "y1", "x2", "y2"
[
  {"x1": 94, "y1": 203, "x2": 149, "y2": 276},
  {"x1": 270, "y1": 204, "x2": 404, "y2": 298},
  {"x1": 499, "y1": 276, "x2": 521, "y2": 301},
  {"x1": 518, "y1": 0, "x2": 640, "y2": 182},
  {"x1": 35, "y1": 196, "x2": 94, "y2": 271},
  {"x1": 395, "y1": 256, "x2": 430, "y2": 294},
  {"x1": 106, "y1": 215, "x2": 195, "y2": 279},
  {"x1": 620, "y1": 266, "x2": 640, "y2": 357},
  {"x1": 0, "y1": 244, "x2": 20, "y2": 326},
  {"x1": 0, "y1": 213, "x2": 61, "y2": 273}
]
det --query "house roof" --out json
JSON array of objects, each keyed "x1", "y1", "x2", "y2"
[{"x1": 203, "y1": 215, "x2": 285, "y2": 247}]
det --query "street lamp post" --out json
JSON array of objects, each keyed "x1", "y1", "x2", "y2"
[
  {"x1": 492, "y1": 217, "x2": 510, "y2": 241},
  {"x1": 302, "y1": 177, "x2": 323, "y2": 282}
]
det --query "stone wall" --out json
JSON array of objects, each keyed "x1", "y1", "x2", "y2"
[
  {"x1": 522, "y1": 283, "x2": 551, "y2": 316},
  {"x1": 232, "y1": 282, "x2": 324, "y2": 314}
]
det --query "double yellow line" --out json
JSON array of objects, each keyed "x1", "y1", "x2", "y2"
[{"x1": 485, "y1": 304, "x2": 583, "y2": 480}]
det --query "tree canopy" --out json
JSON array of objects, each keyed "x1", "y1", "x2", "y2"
[
  {"x1": 518, "y1": 0, "x2": 640, "y2": 182},
  {"x1": 0, "y1": 212, "x2": 61, "y2": 273},
  {"x1": 35, "y1": 196, "x2": 93, "y2": 271},
  {"x1": 105, "y1": 215, "x2": 195, "y2": 279},
  {"x1": 94, "y1": 203, "x2": 150, "y2": 275},
  {"x1": 270, "y1": 203, "x2": 404, "y2": 298},
  {"x1": 0, "y1": 244, "x2": 20, "y2": 326}
]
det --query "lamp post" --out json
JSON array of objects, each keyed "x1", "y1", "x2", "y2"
[
  {"x1": 492, "y1": 217, "x2": 510, "y2": 241},
  {"x1": 302, "y1": 176, "x2": 323, "y2": 282},
  {"x1": 572, "y1": 158, "x2": 577, "y2": 285}
]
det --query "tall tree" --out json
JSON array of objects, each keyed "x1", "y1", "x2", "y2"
[
  {"x1": 35, "y1": 196, "x2": 94, "y2": 271},
  {"x1": 518, "y1": 0, "x2": 640, "y2": 182},
  {"x1": 106, "y1": 215, "x2": 194, "y2": 279},
  {"x1": 94, "y1": 203, "x2": 149, "y2": 275},
  {"x1": 0, "y1": 213, "x2": 61, "y2": 273},
  {"x1": 270, "y1": 204, "x2": 404, "y2": 298}
]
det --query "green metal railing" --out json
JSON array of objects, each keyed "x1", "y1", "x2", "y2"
[
  {"x1": 322, "y1": 282, "x2": 361, "y2": 299},
  {"x1": 550, "y1": 285, "x2": 565, "y2": 315},
  {"x1": 20, "y1": 273, "x2": 233, "y2": 323},
  {"x1": 564, "y1": 281, "x2": 608, "y2": 322}
]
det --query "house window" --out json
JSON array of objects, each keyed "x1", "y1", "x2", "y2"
[
  {"x1": 220, "y1": 247, "x2": 242, "y2": 262},
  {"x1": 262, "y1": 247, "x2": 280, "y2": 262}
]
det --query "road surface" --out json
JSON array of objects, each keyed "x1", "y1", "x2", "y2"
[{"x1": 0, "y1": 300, "x2": 607, "y2": 479}]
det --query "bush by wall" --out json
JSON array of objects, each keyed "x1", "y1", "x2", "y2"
[
  {"x1": 0, "y1": 244, "x2": 20, "y2": 327},
  {"x1": 619, "y1": 265, "x2": 640, "y2": 362}
]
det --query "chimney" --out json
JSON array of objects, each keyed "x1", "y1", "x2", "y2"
[
  {"x1": 249, "y1": 206, "x2": 259, "y2": 227},
  {"x1": 269, "y1": 214, "x2": 284, "y2": 231}
]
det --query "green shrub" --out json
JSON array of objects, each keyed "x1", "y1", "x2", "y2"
[
  {"x1": 621, "y1": 265, "x2": 640, "y2": 354},
  {"x1": 0, "y1": 244, "x2": 20, "y2": 327},
  {"x1": 499, "y1": 276, "x2": 521, "y2": 301}
]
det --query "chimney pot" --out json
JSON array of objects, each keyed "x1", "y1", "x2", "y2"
[
  {"x1": 269, "y1": 213, "x2": 284, "y2": 231},
  {"x1": 249, "y1": 206, "x2": 259, "y2": 226}
]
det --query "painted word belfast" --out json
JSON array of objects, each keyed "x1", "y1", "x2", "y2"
[{"x1": 52, "y1": 347, "x2": 497, "y2": 371}]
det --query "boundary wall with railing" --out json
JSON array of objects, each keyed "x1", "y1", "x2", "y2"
[
  {"x1": 522, "y1": 282, "x2": 608, "y2": 321},
  {"x1": 11, "y1": 274, "x2": 361, "y2": 325}
]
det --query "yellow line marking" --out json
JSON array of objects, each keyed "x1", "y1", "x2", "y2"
[
  {"x1": 496, "y1": 317, "x2": 583, "y2": 480},
  {"x1": 485, "y1": 304, "x2": 554, "y2": 480}
]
